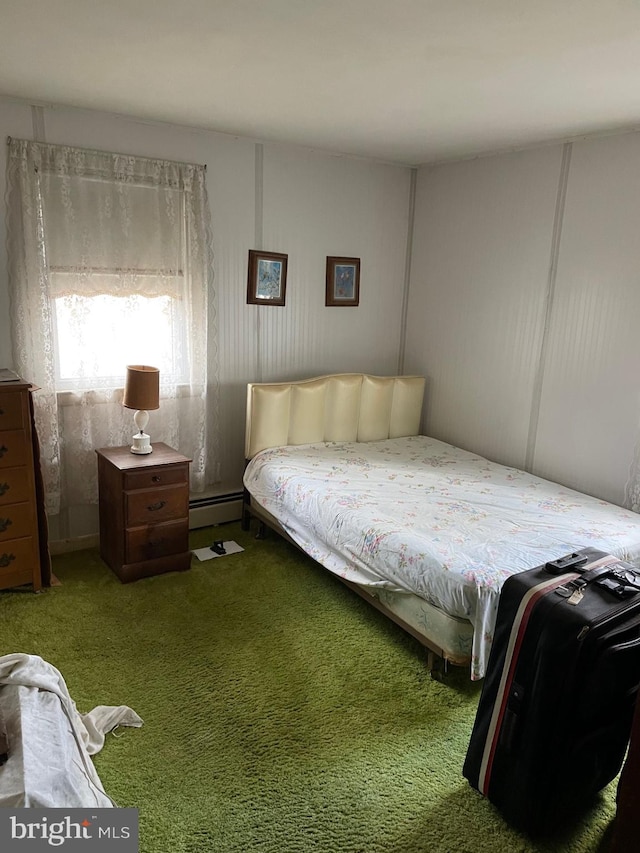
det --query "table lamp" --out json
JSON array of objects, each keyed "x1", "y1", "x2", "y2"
[{"x1": 123, "y1": 365, "x2": 160, "y2": 454}]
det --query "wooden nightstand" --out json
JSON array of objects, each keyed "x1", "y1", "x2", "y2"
[{"x1": 96, "y1": 442, "x2": 192, "y2": 583}]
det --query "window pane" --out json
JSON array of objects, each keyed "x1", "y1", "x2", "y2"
[{"x1": 53, "y1": 294, "x2": 185, "y2": 389}]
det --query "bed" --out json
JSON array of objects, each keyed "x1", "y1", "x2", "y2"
[{"x1": 241, "y1": 373, "x2": 640, "y2": 679}]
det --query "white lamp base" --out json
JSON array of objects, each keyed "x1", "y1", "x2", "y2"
[
  {"x1": 131, "y1": 432, "x2": 153, "y2": 454},
  {"x1": 130, "y1": 410, "x2": 153, "y2": 454}
]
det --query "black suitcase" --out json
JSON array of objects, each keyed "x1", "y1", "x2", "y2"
[{"x1": 463, "y1": 547, "x2": 640, "y2": 835}]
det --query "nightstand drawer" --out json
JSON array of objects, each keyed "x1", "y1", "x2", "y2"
[
  {"x1": 0, "y1": 430, "x2": 28, "y2": 469},
  {"x1": 0, "y1": 502, "x2": 33, "y2": 542},
  {"x1": 123, "y1": 463, "x2": 188, "y2": 492},
  {"x1": 0, "y1": 467, "x2": 31, "y2": 506},
  {"x1": 125, "y1": 485, "x2": 188, "y2": 526},
  {"x1": 0, "y1": 536, "x2": 37, "y2": 588},
  {"x1": 0, "y1": 392, "x2": 25, "y2": 431},
  {"x1": 125, "y1": 520, "x2": 188, "y2": 563}
]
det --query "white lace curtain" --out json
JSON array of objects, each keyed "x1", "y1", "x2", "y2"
[
  {"x1": 6, "y1": 138, "x2": 215, "y2": 516},
  {"x1": 625, "y1": 444, "x2": 640, "y2": 513}
]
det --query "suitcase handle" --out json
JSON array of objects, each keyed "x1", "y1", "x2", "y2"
[
  {"x1": 545, "y1": 552, "x2": 589, "y2": 573},
  {"x1": 571, "y1": 565, "x2": 613, "y2": 589}
]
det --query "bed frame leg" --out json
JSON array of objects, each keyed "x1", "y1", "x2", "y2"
[
  {"x1": 256, "y1": 521, "x2": 267, "y2": 540},
  {"x1": 427, "y1": 652, "x2": 450, "y2": 680},
  {"x1": 241, "y1": 487, "x2": 252, "y2": 532}
]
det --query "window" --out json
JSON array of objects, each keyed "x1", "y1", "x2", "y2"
[
  {"x1": 7, "y1": 138, "x2": 213, "y2": 513},
  {"x1": 42, "y1": 172, "x2": 192, "y2": 391},
  {"x1": 51, "y1": 287, "x2": 188, "y2": 391}
]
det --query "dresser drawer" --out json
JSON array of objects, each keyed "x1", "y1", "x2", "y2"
[
  {"x1": 0, "y1": 467, "x2": 31, "y2": 506},
  {"x1": 125, "y1": 520, "x2": 188, "y2": 564},
  {"x1": 0, "y1": 392, "x2": 25, "y2": 431},
  {"x1": 0, "y1": 502, "x2": 33, "y2": 542},
  {"x1": 123, "y1": 463, "x2": 188, "y2": 492},
  {"x1": 0, "y1": 536, "x2": 37, "y2": 589},
  {"x1": 125, "y1": 485, "x2": 188, "y2": 526},
  {"x1": 0, "y1": 430, "x2": 28, "y2": 469}
]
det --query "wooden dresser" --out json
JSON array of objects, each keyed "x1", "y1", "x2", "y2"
[
  {"x1": 96, "y1": 442, "x2": 192, "y2": 583},
  {"x1": 0, "y1": 377, "x2": 47, "y2": 591}
]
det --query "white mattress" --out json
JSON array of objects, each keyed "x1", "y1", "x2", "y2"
[{"x1": 244, "y1": 436, "x2": 640, "y2": 678}]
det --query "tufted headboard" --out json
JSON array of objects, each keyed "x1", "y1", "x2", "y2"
[{"x1": 245, "y1": 373, "x2": 425, "y2": 460}]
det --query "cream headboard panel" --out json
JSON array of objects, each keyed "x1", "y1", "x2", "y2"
[{"x1": 245, "y1": 373, "x2": 425, "y2": 459}]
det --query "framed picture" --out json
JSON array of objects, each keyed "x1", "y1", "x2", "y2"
[
  {"x1": 325, "y1": 256, "x2": 360, "y2": 307},
  {"x1": 247, "y1": 250, "x2": 288, "y2": 306}
]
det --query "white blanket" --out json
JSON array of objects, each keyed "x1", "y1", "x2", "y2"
[{"x1": 0, "y1": 653, "x2": 143, "y2": 808}]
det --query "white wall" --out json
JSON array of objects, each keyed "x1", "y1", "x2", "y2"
[
  {"x1": 406, "y1": 131, "x2": 640, "y2": 507},
  {"x1": 405, "y1": 146, "x2": 563, "y2": 469},
  {"x1": 533, "y1": 133, "x2": 640, "y2": 503},
  {"x1": 259, "y1": 144, "x2": 410, "y2": 380},
  {"x1": 0, "y1": 99, "x2": 412, "y2": 538}
]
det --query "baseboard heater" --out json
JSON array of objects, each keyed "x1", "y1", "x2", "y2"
[{"x1": 188, "y1": 491, "x2": 244, "y2": 529}]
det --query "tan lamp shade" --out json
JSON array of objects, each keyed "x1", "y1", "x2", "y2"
[{"x1": 123, "y1": 365, "x2": 160, "y2": 411}]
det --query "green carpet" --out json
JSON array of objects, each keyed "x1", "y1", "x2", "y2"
[{"x1": 0, "y1": 522, "x2": 617, "y2": 853}]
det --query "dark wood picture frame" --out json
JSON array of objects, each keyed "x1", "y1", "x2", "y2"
[
  {"x1": 247, "y1": 249, "x2": 288, "y2": 306},
  {"x1": 325, "y1": 256, "x2": 360, "y2": 307}
]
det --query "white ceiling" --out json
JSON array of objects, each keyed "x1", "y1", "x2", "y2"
[{"x1": 2, "y1": 1, "x2": 640, "y2": 166}]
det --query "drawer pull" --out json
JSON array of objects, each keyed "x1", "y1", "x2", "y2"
[
  {"x1": 147, "y1": 500, "x2": 167, "y2": 512},
  {"x1": 0, "y1": 483, "x2": 9, "y2": 497},
  {"x1": 0, "y1": 446, "x2": 7, "y2": 459},
  {"x1": 151, "y1": 475, "x2": 161, "y2": 483},
  {"x1": 0, "y1": 518, "x2": 12, "y2": 533},
  {"x1": 0, "y1": 553, "x2": 16, "y2": 568}
]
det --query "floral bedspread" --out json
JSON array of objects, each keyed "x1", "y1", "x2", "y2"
[{"x1": 243, "y1": 435, "x2": 640, "y2": 678}]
